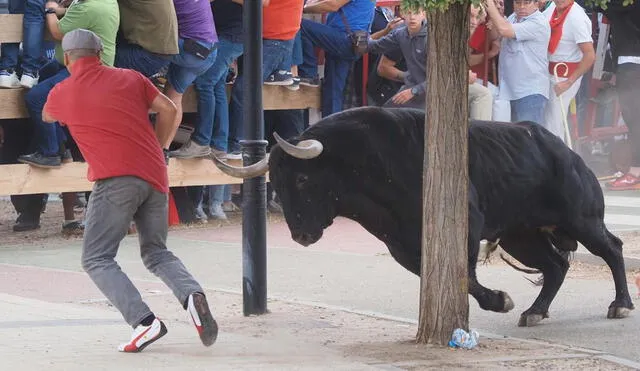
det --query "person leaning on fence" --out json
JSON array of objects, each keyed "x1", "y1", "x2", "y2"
[
  {"x1": 42, "y1": 29, "x2": 218, "y2": 353},
  {"x1": 484, "y1": 0, "x2": 551, "y2": 124},
  {"x1": 365, "y1": 9, "x2": 427, "y2": 109},
  {"x1": 541, "y1": 0, "x2": 594, "y2": 143}
]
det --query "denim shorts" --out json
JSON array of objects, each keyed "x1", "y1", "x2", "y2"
[{"x1": 167, "y1": 38, "x2": 217, "y2": 94}]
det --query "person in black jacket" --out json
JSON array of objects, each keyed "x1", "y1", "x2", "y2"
[{"x1": 603, "y1": 0, "x2": 640, "y2": 190}]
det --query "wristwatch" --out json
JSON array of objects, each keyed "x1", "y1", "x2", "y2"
[
  {"x1": 410, "y1": 86, "x2": 419, "y2": 96},
  {"x1": 45, "y1": 8, "x2": 57, "y2": 14}
]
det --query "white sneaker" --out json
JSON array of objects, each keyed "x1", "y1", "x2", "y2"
[
  {"x1": 118, "y1": 318, "x2": 168, "y2": 353},
  {"x1": 19, "y1": 72, "x2": 38, "y2": 89},
  {"x1": 0, "y1": 70, "x2": 21, "y2": 89}
]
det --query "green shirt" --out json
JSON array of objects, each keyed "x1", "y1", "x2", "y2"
[{"x1": 55, "y1": 0, "x2": 120, "y2": 66}]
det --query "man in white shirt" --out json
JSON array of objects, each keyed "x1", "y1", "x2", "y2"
[
  {"x1": 542, "y1": 0, "x2": 595, "y2": 143},
  {"x1": 485, "y1": 0, "x2": 551, "y2": 124}
]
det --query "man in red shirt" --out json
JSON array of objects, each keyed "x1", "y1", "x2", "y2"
[{"x1": 43, "y1": 29, "x2": 218, "y2": 353}]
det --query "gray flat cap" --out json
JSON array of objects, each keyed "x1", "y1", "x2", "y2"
[{"x1": 62, "y1": 29, "x2": 103, "y2": 52}]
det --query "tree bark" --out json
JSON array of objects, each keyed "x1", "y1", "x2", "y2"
[{"x1": 417, "y1": 4, "x2": 470, "y2": 345}]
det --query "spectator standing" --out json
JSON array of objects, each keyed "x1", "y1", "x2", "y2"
[
  {"x1": 485, "y1": 0, "x2": 551, "y2": 124},
  {"x1": 542, "y1": 0, "x2": 594, "y2": 142}
]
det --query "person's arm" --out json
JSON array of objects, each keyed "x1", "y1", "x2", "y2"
[
  {"x1": 44, "y1": 2, "x2": 64, "y2": 40},
  {"x1": 367, "y1": 28, "x2": 401, "y2": 55},
  {"x1": 151, "y1": 94, "x2": 179, "y2": 149},
  {"x1": 553, "y1": 42, "x2": 595, "y2": 95},
  {"x1": 303, "y1": 0, "x2": 350, "y2": 14},
  {"x1": 43, "y1": 84, "x2": 67, "y2": 124},
  {"x1": 484, "y1": 0, "x2": 515, "y2": 38},
  {"x1": 377, "y1": 54, "x2": 405, "y2": 82},
  {"x1": 371, "y1": 18, "x2": 403, "y2": 40}
]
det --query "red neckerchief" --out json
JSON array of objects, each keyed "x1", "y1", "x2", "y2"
[{"x1": 548, "y1": 2, "x2": 574, "y2": 54}]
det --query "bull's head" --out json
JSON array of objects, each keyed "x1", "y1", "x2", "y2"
[{"x1": 212, "y1": 133, "x2": 340, "y2": 246}]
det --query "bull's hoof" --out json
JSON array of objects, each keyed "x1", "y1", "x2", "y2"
[
  {"x1": 517, "y1": 312, "x2": 548, "y2": 327},
  {"x1": 607, "y1": 306, "x2": 632, "y2": 319},
  {"x1": 497, "y1": 291, "x2": 514, "y2": 313}
]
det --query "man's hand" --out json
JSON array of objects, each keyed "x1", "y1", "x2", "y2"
[
  {"x1": 469, "y1": 70, "x2": 478, "y2": 85},
  {"x1": 392, "y1": 88, "x2": 415, "y2": 105},
  {"x1": 554, "y1": 79, "x2": 573, "y2": 97},
  {"x1": 385, "y1": 18, "x2": 404, "y2": 33}
]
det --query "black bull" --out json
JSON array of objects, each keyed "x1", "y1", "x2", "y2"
[{"x1": 213, "y1": 106, "x2": 634, "y2": 327}]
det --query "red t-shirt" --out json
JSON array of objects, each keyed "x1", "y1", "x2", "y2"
[
  {"x1": 469, "y1": 24, "x2": 493, "y2": 82},
  {"x1": 263, "y1": 0, "x2": 304, "y2": 40},
  {"x1": 45, "y1": 57, "x2": 169, "y2": 193}
]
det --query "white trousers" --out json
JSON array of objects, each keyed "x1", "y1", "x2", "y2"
[{"x1": 543, "y1": 75, "x2": 582, "y2": 143}]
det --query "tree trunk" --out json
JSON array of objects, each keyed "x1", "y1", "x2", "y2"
[{"x1": 417, "y1": 4, "x2": 470, "y2": 345}]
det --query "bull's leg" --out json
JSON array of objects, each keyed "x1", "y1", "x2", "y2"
[
  {"x1": 499, "y1": 229, "x2": 569, "y2": 327},
  {"x1": 569, "y1": 221, "x2": 634, "y2": 319},
  {"x1": 467, "y1": 205, "x2": 514, "y2": 313}
]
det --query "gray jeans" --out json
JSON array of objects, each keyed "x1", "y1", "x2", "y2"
[{"x1": 82, "y1": 176, "x2": 203, "y2": 328}]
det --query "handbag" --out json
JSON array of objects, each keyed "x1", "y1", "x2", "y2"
[{"x1": 339, "y1": 9, "x2": 369, "y2": 56}]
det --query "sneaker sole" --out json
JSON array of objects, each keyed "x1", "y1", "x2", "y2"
[
  {"x1": 190, "y1": 294, "x2": 218, "y2": 346},
  {"x1": 126, "y1": 321, "x2": 168, "y2": 353},
  {"x1": 17, "y1": 159, "x2": 62, "y2": 169},
  {"x1": 264, "y1": 80, "x2": 294, "y2": 86},
  {"x1": 169, "y1": 151, "x2": 212, "y2": 159}
]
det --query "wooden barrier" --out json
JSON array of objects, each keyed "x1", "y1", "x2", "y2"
[{"x1": 0, "y1": 14, "x2": 317, "y2": 195}]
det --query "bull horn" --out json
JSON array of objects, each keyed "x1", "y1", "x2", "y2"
[
  {"x1": 211, "y1": 154, "x2": 269, "y2": 179},
  {"x1": 273, "y1": 132, "x2": 323, "y2": 159}
]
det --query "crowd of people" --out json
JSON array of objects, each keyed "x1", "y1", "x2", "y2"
[{"x1": 0, "y1": 0, "x2": 638, "y2": 354}]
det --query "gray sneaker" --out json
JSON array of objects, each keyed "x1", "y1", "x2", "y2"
[
  {"x1": 208, "y1": 203, "x2": 228, "y2": 220},
  {"x1": 169, "y1": 140, "x2": 211, "y2": 159},
  {"x1": 210, "y1": 147, "x2": 229, "y2": 160}
]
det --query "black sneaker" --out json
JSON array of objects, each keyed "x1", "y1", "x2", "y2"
[
  {"x1": 61, "y1": 149, "x2": 73, "y2": 164},
  {"x1": 62, "y1": 220, "x2": 84, "y2": 237},
  {"x1": 264, "y1": 70, "x2": 294, "y2": 86},
  {"x1": 18, "y1": 152, "x2": 61, "y2": 168},
  {"x1": 187, "y1": 292, "x2": 218, "y2": 346},
  {"x1": 299, "y1": 76, "x2": 320, "y2": 88},
  {"x1": 13, "y1": 214, "x2": 40, "y2": 232}
]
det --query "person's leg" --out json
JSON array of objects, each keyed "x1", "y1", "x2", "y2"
[
  {"x1": 298, "y1": 19, "x2": 353, "y2": 81},
  {"x1": 19, "y1": 0, "x2": 46, "y2": 87},
  {"x1": 114, "y1": 42, "x2": 171, "y2": 78},
  {"x1": 21, "y1": 67, "x2": 70, "y2": 167},
  {"x1": 607, "y1": 63, "x2": 640, "y2": 190},
  {"x1": 0, "y1": 0, "x2": 25, "y2": 88},
  {"x1": 510, "y1": 94, "x2": 547, "y2": 124},
  {"x1": 164, "y1": 39, "x2": 217, "y2": 149},
  {"x1": 468, "y1": 82, "x2": 494, "y2": 121},
  {"x1": 322, "y1": 56, "x2": 353, "y2": 117},
  {"x1": 134, "y1": 182, "x2": 218, "y2": 346},
  {"x1": 543, "y1": 76, "x2": 581, "y2": 142},
  {"x1": 81, "y1": 177, "x2": 153, "y2": 328}
]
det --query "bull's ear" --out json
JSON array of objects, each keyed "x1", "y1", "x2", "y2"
[
  {"x1": 210, "y1": 154, "x2": 269, "y2": 179},
  {"x1": 273, "y1": 132, "x2": 323, "y2": 159}
]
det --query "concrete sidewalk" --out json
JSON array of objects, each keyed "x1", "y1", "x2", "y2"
[{"x1": 1, "y1": 218, "x2": 640, "y2": 370}]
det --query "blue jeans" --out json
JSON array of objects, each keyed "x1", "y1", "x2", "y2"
[
  {"x1": 510, "y1": 94, "x2": 547, "y2": 124},
  {"x1": 283, "y1": 30, "x2": 303, "y2": 69},
  {"x1": 299, "y1": 19, "x2": 357, "y2": 117},
  {"x1": 192, "y1": 37, "x2": 244, "y2": 150},
  {"x1": 114, "y1": 39, "x2": 172, "y2": 78},
  {"x1": 228, "y1": 39, "x2": 295, "y2": 152},
  {"x1": 167, "y1": 38, "x2": 217, "y2": 94},
  {"x1": 25, "y1": 61, "x2": 70, "y2": 156},
  {"x1": 0, "y1": 0, "x2": 46, "y2": 75}
]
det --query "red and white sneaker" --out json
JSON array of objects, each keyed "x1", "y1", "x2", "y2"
[
  {"x1": 606, "y1": 173, "x2": 640, "y2": 191},
  {"x1": 187, "y1": 293, "x2": 218, "y2": 346},
  {"x1": 118, "y1": 318, "x2": 168, "y2": 353}
]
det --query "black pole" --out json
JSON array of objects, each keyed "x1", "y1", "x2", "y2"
[{"x1": 241, "y1": 0, "x2": 268, "y2": 316}]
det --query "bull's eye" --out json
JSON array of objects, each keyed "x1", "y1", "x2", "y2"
[{"x1": 296, "y1": 173, "x2": 309, "y2": 189}]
